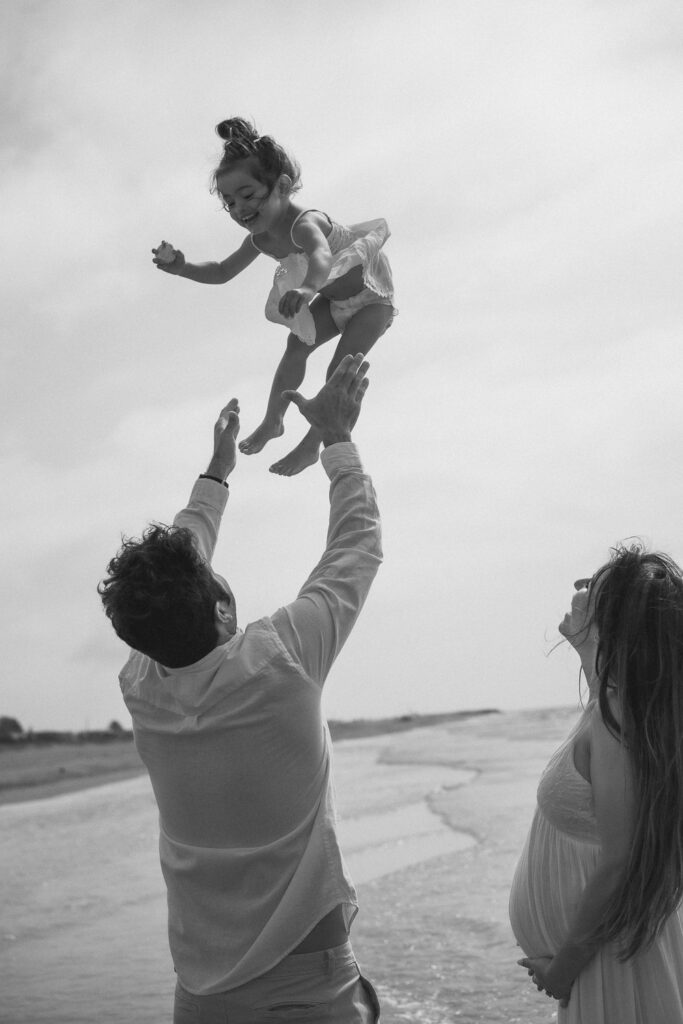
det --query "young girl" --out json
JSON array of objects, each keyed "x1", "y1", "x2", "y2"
[{"x1": 152, "y1": 117, "x2": 395, "y2": 476}]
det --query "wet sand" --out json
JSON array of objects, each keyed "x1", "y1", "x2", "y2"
[
  {"x1": 0, "y1": 738, "x2": 146, "y2": 805},
  {"x1": 349, "y1": 708, "x2": 579, "y2": 1023},
  {"x1": 0, "y1": 706, "x2": 578, "y2": 1023}
]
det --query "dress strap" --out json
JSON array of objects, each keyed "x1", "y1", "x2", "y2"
[{"x1": 290, "y1": 209, "x2": 332, "y2": 249}]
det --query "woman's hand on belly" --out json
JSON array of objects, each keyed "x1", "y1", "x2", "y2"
[{"x1": 518, "y1": 956, "x2": 572, "y2": 1008}]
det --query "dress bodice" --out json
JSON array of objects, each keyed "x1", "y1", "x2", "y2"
[
  {"x1": 252, "y1": 211, "x2": 394, "y2": 346},
  {"x1": 537, "y1": 710, "x2": 598, "y2": 843}
]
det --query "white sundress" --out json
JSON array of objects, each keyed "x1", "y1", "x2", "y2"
[
  {"x1": 253, "y1": 212, "x2": 395, "y2": 346},
  {"x1": 509, "y1": 706, "x2": 683, "y2": 1023}
]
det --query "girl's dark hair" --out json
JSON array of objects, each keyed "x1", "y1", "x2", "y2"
[
  {"x1": 585, "y1": 543, "x2": 683, "y2": 958},
  {"x1": 98, "y1": 524, "x2": 229, "y2": 668},
  {"x1": 209, "y1": 116, "x2": 301, "y2": 206}
]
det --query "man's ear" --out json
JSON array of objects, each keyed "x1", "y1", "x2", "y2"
[{"x1": 214, "y1": 598, "x2": 236, "y2": 641}]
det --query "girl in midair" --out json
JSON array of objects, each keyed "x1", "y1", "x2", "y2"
[{"x1": 153, "y1": 117, "x2": 395, "y2": 476}]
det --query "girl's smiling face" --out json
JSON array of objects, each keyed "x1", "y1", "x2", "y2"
[{"x1": 216, "y1": 162, "x2": 287, "y2": 233}]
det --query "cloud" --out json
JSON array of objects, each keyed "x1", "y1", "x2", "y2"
[{"x1": 3, "y1": 0, "x2": 683, "y2": 727}]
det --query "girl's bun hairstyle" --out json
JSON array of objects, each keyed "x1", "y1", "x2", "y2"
[
  {"x1": 215, "y1": 116, "x2": 260, "y2": 153},
  {"x1": 210, "y1": 116, "x2": 302, "y2": 200}
]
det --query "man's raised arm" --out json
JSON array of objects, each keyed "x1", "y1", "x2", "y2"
[
  {"x1": 172, "y1": 398, "x2": 240, "y2": 564},
  {"x1": 272, "y1": 354, "x2": 383, "y2": 684}
]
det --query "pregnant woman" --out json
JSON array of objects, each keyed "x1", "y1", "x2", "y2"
[{"x1": 509, "y1": 545, "x2": 683, "y2": 1022}]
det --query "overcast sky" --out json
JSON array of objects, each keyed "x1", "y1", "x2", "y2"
[{"x1": 2, "y1": 0, "x2": 683, "y2": 730}]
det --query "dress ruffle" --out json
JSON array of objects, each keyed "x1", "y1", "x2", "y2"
[
  {"x1": 263, "y1": 217, "x2": 394, "y2": 346},
  {"x1": 325, "y1": 218, "x2": 394, "y2": 298}
]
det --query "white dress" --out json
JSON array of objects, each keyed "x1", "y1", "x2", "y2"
[
  {"x1": 509, "y1": 706, "x2": 683, "y2": 1023},
  {"x1": 253, "y1": 212, "x2": 395, "y2": 345}
]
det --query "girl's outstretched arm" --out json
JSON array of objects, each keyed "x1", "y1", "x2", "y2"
[
  {"x1": 279, "y1": 215, "x2": 334, "y2": 318},
  {"x1": 153, "y1": 235, "x2": 259, "y2": 284}
]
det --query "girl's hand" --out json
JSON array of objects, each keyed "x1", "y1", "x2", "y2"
[
  {"x1": 152, "y1": 242, "x2": 185, "y2": 275},
  {"x1": 518, "y1": 957, "x2": 572, "y2": 1008},
  {"x1": 279, "y1": 287, "x2": 315, "y2": 319}
]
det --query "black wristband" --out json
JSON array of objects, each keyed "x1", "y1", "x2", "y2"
[{"x1": 199, "y1": 473, "x2": 229, "y2": 488}]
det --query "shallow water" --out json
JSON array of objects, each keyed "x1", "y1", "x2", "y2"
[{"x1": 0, "y1": 737, "x2": 474, "y2": 1023}]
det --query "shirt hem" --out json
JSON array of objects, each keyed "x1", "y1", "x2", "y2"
[{"x1": 176, "y1": 896, "x2": 359, "y2": 996}]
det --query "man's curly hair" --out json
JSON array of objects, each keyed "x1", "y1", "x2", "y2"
[{"x1": 98, "y1": 524, "x2": 228, "y2": 667}]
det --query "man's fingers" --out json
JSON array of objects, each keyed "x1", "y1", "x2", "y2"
[
  {"x1": 225, "y1": 410, "x2": 239, "y2": 434},
  {"x1": 219, "y1": 400, "x2": 239, "y2": 418},
  {"x1": 215, "y1": 399, "x2": 240, "y2": 440},
  {"x1": 332, "y1": 353, "x2": 360, "y2": 380},
  {"x1": 218, "y1": 398, "x2": 240, "y2": 415},
  {"x1": 357, "y1": 359, "x2": 370, "y2": 381},
  {"x1": 347, "y1": 360, "x2": 370, "y2": 400},
  {"x1": 347, "y1": 377, "x2": 369, "y2": 430},
  {"x1": 216, "y1": 413, "x2": 240, "y2": 441},
  {"x1": 336, "y1": 353, "x2": 368, "y2": 377},
  {"x1": 281, "y1": 389, "x2": 304, "y2": 408}
]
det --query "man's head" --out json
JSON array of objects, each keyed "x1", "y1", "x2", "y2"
[{"x1": 98, "y1": 524, "x2": 235, "y2": 667}]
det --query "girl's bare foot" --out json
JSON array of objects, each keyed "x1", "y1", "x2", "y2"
[
  {"x1": 269, "y1": 435, "x2": 321, "y2": 476},
  {"x1": 238, "y1": 419, "x2": 284, "y2": 455}
]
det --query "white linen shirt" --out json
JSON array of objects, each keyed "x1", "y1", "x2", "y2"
[{"x1": 118, "y1": 443, "x2": 382, "y2": 995}]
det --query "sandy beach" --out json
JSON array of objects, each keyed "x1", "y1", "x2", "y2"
[{"x1": 0, "y1": 707, "x2": 579, "y2": 1023}]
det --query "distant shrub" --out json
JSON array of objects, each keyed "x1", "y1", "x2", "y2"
[
  {"x1": 31, "y1": 731, "x2": 74, "y2": 744},
  {"x1": 0, "y1": 716, "x2": 23, "y2": 739}
]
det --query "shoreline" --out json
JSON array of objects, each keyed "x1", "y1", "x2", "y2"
[
  {"x1": 0, "y1": 765, "x2": 150, "y2": 806},
  {"x1": 0, "y1": 708, "x2": 501, "y2": 808},
  {"x1": 2, "y1": 705, "x2": 580, "y2": 1022},
  {"x1": 349, "y1": 707, "x2": 582, "y2": 1022}
]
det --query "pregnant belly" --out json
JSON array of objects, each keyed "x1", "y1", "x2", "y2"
[{"x1": 509, "y1": 821, "x2": 598, "y2": 956}]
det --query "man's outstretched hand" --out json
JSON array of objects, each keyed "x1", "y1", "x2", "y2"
[
  {"x1": 282, "y1": 353, "x2": 370, "y2": 447},
  {"x1": 206, "y1": 398, "x2": 240, "y2": 481}
]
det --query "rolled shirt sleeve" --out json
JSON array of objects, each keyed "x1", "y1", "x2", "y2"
[
  {"x1": 172, "y1": 478, "x2": 230, "y2": 563},
  {"x1": 271, "y1": 442, "x2": 383, "y2": 685}
]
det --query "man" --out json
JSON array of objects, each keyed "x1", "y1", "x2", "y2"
[{"x1": 99, "y1": 354, "x2": 382, "y2": 1022}]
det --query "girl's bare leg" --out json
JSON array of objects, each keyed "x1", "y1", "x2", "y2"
[
  {"x1": 270, "y1": 302, "x2": 393, "y2": 476},
  {"x1": 239, "y1": 298, "x2": 338, "y2": 455}
]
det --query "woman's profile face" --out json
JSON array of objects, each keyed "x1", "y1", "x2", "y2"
[{"x1": 559, "y1": 577, "x2": 595, "y2": 651}]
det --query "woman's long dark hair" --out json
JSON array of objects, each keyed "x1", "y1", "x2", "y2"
[{"x1": 588, "y1": 543, "x2": 683, "y2": 958}]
